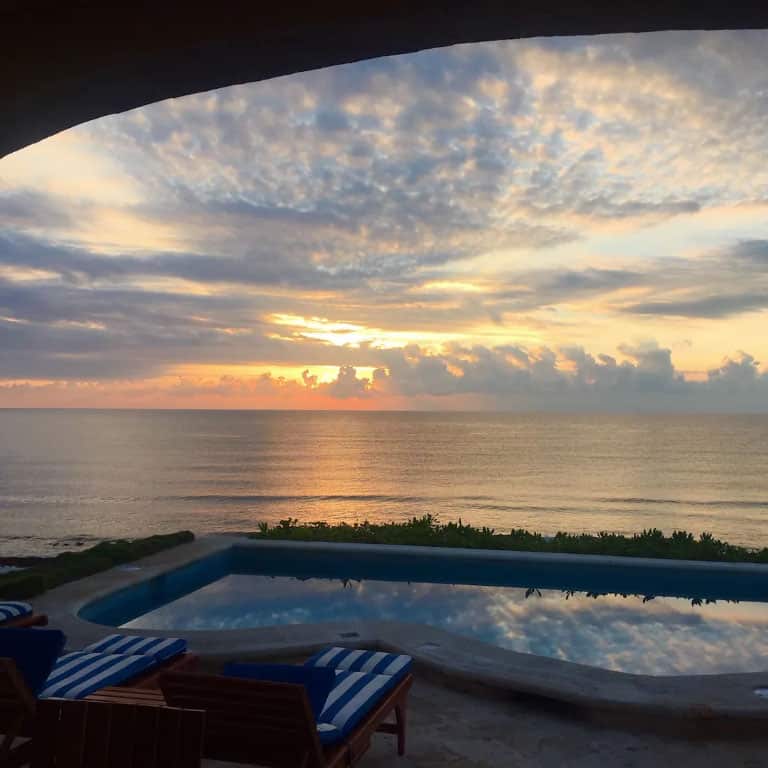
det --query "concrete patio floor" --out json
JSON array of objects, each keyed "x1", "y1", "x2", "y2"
[{"x1": 205, "y1": 676, "x2": 768, "y2": 768}]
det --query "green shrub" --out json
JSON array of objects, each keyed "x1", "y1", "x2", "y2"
[
  {"x1": 248, "y1": 516, "x2": 766, "y2": 564},
  {"x1": 0, "y1": 570, "x2": 47, "y2": 599},
  {"x1": 0, "y1": 531, "x2": 194, "y2": 600}
]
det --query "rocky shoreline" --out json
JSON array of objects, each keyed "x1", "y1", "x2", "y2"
[{"x1": 0, "y1": 555, "x2": 45, "y2": 568}]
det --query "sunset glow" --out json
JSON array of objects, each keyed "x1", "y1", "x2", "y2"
[{"x1": 2, "y1": 31, "x2": 768, "y2": 410}]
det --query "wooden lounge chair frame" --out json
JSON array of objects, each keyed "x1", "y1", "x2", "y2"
[
  {"x1": 0, "y1": 614, "x2": 48, "y2": 630},
  {"x1": 159, "y1": 670, "x2": 413, "y2": 768},
  {"x1": 0, "y1": 657, "x2": 36, "y2": 768},
  {"x1": 0, "y1": 652, "x2": 198, "y2": 768},
  {"x1": 31, "y1": 698, "x2": 205, "y2": 768},
  {"x1": 118, "y1": 652, "x2": 199, "y2": 689}
]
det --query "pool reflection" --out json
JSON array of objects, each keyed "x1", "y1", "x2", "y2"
[{"x1": 124, "y1": 575, "x2": 768, "y2": 675}]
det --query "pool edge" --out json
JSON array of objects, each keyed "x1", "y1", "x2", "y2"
[{"x1": 34, "y1": 533, "x2": 768, "y2": 733}]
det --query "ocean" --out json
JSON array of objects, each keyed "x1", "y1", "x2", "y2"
[{"x1": 0, "y1": 409, "x2": 767, "y2": 557}]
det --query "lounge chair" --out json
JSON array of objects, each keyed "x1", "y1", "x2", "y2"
[
  {"x1": 31, "y1": 698, "x2": 205, "y2": 768},
  {"x1": 0, "y1": 603, "x2": 47, "y2": 629},
  {"x1": 46, "y1": 633, "x2": 198, "y2": 694},
  {"x1": 0, "y1": 629, "x2": 197, "y2": 767},
  {"x1": 158, "y1": 646, "x2": 413, "y2": 767}
]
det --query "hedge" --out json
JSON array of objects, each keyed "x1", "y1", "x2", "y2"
[
  {"x1": 250, "y1": 515, "x2": 768, "y2": 564},
  {"x1": 0, "y1": 531, "x2": 194, "y2": 599}
]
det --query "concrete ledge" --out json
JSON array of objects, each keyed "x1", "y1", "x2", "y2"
[{"x1": 32, "y1": 534, "x2": 768, "y2": 735}]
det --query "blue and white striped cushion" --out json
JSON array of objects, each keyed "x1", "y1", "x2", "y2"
[
  {"x1": 315, "y1": 670, "x2": 399, "y2": 745},
  {"x1": 39, "y1": 652, "x2": 156, "y2": 700},
  {"x1": 83, "y1": 634, "x2": 186, "y2": 661},
  {"x1": 0, "y1": 602, "x2": 33, "y2": 622},
  {"x1": 304, "y1": 647, "x2": 412, "y2": 681}
]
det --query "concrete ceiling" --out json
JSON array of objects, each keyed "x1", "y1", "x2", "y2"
[{"x1": 2, "y1": 1, "x2": 768, "y2": 158}]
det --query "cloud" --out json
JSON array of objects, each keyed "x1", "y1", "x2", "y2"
[
  {"x1": 0, "y1": 189, "x2": 74, "y2": 231},
  {"x1": 367, "y1": 341, "x2": 768, "y2": 411},
  {"x1": 707, "y1": 352, "x2": 764, "y2": 389},
  {"x1": 320, "y1": 365, "x2": 371, "y2": 399},
  {"x1": 2, "y1": 341, "x2": 768, "y2": 410},
  {"x1": 724, "y1": 239, "x2": 768, "y2": 267},
  {"x1": 84, "y1": 31, "x2": 768, "y2": 260},
  {"x1": 313, "y1": 109, "x2": 351, "y2": 133},
  {"x1": 372, "y1": 340, "x2": 687, "y2": 400},
  {"x1": 609, "y1": 237, "x2": 768, "y2": 320},
  {"x1": 3, "y1": 31, "x2": 768, "y2": 408},
  {"x1": 0, "y1": 228, "x2": 368, "y2": 292},
  {"x1": 514, "y1": 267, "x2": 645, "y2": 310},
  {"x1": 623, "y1": 293, "x2": 768, "y2": 319}
]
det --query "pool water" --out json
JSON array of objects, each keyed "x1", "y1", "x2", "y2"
[
  {"x1": 80, "y1": 544, "x2": 768, "y2": 676},
  {"x1": 123, "y1": 573, "x2": 768, "y2": 676}
]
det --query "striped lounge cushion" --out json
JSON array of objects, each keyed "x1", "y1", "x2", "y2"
[
  {"x1": 0, "y1": 601, "x2": 33, "y2": 622},
  {"x1": 83, "y1": 633, "x2": 186, "y2": 661},
  {"x1": 315, "y1": 670, "x2": 400, "y2": 745},
  {"x1": 304, "y1": 647, "x2": 412, "y2": 681},
  {"x1": 39, "y1": 652, "x2": 156, "y2": 700}
]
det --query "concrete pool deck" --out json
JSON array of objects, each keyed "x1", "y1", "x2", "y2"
[
  {"x1": 34, "y1": 534, "x2": 768, "y2": 737},
  {"x1": 205, "y1": 676, "x2": 768, "y2": 768}
]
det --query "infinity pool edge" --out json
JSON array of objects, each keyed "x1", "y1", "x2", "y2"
[{"x1": 34, "y1": 534, "x2": 768, "y2": 733}]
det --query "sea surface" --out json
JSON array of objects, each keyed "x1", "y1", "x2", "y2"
[{"x1": 1, "y1": 409, "x2": 767, "y2": 556}]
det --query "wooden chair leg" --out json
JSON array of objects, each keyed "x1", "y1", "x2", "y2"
[
  {"x1": 394, "y1": 702, "x2": 406, "y2": 756},
  {"x1": 373, "y1": 678, "x2": 412, "y2": 757},
  {"x1": 5, "y1": 738, "x2": 33, "y2": 768},
  {"x1": 0, "y1": 712, "x2": 25, "y2": 766}
]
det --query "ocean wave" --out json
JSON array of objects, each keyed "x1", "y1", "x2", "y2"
[
  {"x1": 598, "y1": 497, "x2": 768, "y2": 509},
  {"x1": 0, "y1": 495, "x2": 143, "y2": 506},
  {"x1": 163, "y1": 493, "x2": 433, "y2": 504},
  {"x1": 2, "y1": 492, "x2": 765, "y2": 512}
]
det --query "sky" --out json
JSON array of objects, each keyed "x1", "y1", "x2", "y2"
[{"x1": 1, "y1": 30, "x2": 768, "y2": 411}]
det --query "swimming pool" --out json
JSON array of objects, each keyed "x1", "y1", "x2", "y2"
[{"x1": 79, "y1": 542, "x2": 768, "y2": 676}]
